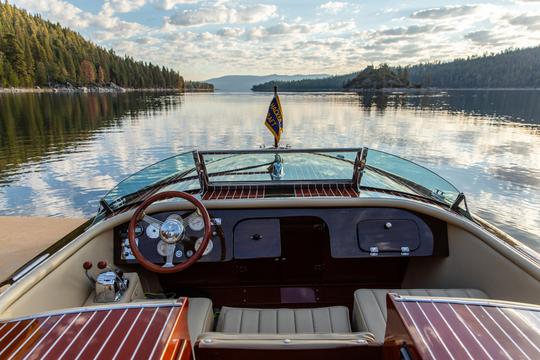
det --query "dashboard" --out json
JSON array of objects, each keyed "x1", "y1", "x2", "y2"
[{"x1": 113, "y1": 207, "x2": 448, "y2": 266}]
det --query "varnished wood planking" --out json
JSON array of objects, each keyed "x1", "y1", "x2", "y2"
[{"x1": 0, "y1": 301, "x2": 190, "y2": 360}]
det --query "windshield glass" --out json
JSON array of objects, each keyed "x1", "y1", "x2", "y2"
[
  {"x1": 101, "y1": 151, "x2": 199, "y2": 211},
  {"x1": 361, "y1": 149, "x2": 460, "y2": 205},
  {"x1": 203, "y1": 151, "x2": 357, "y2": 183},
  {"x1": 98, "y1": 148, "x2": 462, "y2": 219}
]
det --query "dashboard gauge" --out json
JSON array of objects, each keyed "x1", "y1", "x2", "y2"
[
  {"x1": 146, "y1": 223, "x2": 160, "y2": 239},
  {"x1": 194, "y1": 237, "x2": 213, "y2": 256},
  {"x1": 188, "y1": 215, "x2": 205, "y2": 232},
  {"x1": 156, "y1": 240, "x2": 170, "y2": 257},
  {"x1": 134, "y1": 224, "x2": 144, "y2": 236}
]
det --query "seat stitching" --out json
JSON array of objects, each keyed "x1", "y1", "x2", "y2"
[
  {"x1": 355, "y1": 292, "x2": 369, "y2": 331},
  {"x1": 310, "y1": 308, "x2": 315, "y2": 333},
  {"x1": 276, "y1": 310, "x2": 279, "y2": 334},
  {"x1": 293, "y1": 310, "x2": 297, "y2": 333},
  {"x1": 328, "y1": 307, "x2": 333, "y2": 333},
  {"x1": 257, "y1": 310, "x2": 261, "y2": 333},
  {"x1": 238, "y1": 309, "x2": 243, "y2": 333}
]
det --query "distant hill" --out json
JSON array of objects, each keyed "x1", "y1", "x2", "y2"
[
  {"x1": 251, "y1": 72, "x2": 358, "y2": 92},
  {"x1": 0, "y1": 2, "x2": 184, "y2": 89},
  {"x1": 408, "y1": 46, "x2": 540, "y2": 88},
  {"x1": 253, "y1": 46, "x2": 540, "y2": 91},
  {"x1": 206, "y1": 74, "x2": 330, "y2": 91}
]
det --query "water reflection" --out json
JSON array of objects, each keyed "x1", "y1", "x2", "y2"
[
  {"x1": 0, "y1": 91, "x2": 538, "y2": 251},
  {"x1": 0, "y1": 92, "x2": 181, "y2": 183}
]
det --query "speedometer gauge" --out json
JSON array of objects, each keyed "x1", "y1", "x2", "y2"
[
  {"x1": 194, "y1": 237, "x2": 213, "y2": 256},
  {"x1": 188, "y1": 216, "x2": 205, "y2": 231},
  {"x1": 146, "y1": 223, "x2": 160, "y2": 239}
]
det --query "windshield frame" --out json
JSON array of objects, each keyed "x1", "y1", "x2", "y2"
[{"x1": 96, "y1": 147, "x2": 465, "y2": 220}]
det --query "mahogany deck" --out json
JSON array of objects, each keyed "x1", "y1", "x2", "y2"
[
  {"x1": 386, "y1": 294, "x2": 540, "y2": 360},
  {"x1": 0, "y1": 300, "x2": 190, "y2": 360},
  {"x1": 202, "y1": 183, "x2": 358, "y2": 200}
]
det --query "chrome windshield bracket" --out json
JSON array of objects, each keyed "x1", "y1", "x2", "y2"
[
  {"x1": 451, "y1": 192, "x2": 472, "y2": 219},
  {"x1": 352, "y1": 147, "x2": 368, "y2": 191}
]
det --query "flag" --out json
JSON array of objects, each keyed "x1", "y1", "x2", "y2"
[{"x1": 264, "y1": 88, "x2": 284, "y2": 147}]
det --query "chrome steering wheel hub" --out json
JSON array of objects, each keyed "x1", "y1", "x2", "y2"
[{"x1": 159, "y1": 218, "x2": 185, "y2": 244}]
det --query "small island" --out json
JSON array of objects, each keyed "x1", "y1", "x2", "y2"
[{"x1": 344, "y1": 64, "x2": 412, "y2": 90}]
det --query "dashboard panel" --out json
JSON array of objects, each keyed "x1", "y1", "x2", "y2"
[{"x1": 113, "y1": 207, "x2": 447, "y2": 266}]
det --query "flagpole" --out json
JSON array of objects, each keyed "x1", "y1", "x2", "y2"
[{"x1": 273, "y1": 85, "x2": 278, "y2": 148}]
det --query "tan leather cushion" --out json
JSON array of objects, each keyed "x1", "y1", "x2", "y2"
[
  {"x1": 217, "y1": 306, "x2": 351, "y2": 334},
  {"x1": 196, "y1": 332, "x2": 375, "y2": 350},
  {"x1": 188, "y1": 298, "x2": 214, "y2": 345},
  {"x1": 353, "y1": 288, "x2": 489, "y2": 342}
]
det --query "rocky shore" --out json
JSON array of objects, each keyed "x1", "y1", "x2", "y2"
[{"x1": 0, "y1": 83, "x2": 187, "y2": 94}]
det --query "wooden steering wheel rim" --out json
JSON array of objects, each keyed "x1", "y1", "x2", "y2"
[{"x1": 128, "y1": 191, "x2": 212, "y2": 274}]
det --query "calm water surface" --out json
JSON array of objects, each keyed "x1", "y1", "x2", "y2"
[{"x1": 0, "y1": 90, "x2": 539, "y2": 251}]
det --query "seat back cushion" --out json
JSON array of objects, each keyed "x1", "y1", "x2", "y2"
[{"x1": 216, "y1": 306, "x2": 351, "y2": 334}]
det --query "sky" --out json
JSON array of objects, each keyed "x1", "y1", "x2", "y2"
[{"x1": 10, "y1": 0, "x2": 540, "y2": 80}]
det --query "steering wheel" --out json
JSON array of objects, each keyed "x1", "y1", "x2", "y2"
[{"x1": 128, "y1": 191, "x2": 212, "y2": 273}]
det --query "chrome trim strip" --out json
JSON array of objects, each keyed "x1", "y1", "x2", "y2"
[
  {"x1": 4, "y1": 301, "x2": 182, "y2": 322},
  {"x1": 12, "y1": 254, "x2": 50, "y2": 282},
  {"x1": 393, "y1": 295, "x2": 540, "y2": 312}
]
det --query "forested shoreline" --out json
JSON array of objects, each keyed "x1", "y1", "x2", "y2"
[
  {"x1": 253, "y1": 46, "x2": 540, "y2": 91},
  {"x1": 0, "y1": 3, "x2": 193, "y2": 91}
]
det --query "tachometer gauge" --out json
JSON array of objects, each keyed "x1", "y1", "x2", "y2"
[
  {"x1": 188, "y1": 215, "x2": 205, "y2": 231},
  {"x1": 146, "y1": 223, "x2": 160, "y2": 239},
  {"x1": 194, "y1": 237, "x2": 213, "y2": 256}
]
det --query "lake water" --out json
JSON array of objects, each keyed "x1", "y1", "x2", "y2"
[{"x1": 0, "y1": 90, "x2": 539, "y2": 252}]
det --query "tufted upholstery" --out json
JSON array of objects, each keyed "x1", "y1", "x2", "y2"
[
  {"x1": 353, "y1": 288, "x2": 489, "y2": 343},
  {"x1": 216, "y1": 306, "x2": 352, "y2": 334}
]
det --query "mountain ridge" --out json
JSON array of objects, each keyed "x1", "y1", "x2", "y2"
[{"x1": 205, "y1": 74, "x2": 330, "y2": 91}]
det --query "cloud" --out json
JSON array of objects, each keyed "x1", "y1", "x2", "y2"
[
  {"x1": 154, "y1": 0, "x2": 200, "y2": 11},
  {"x1": 464, "y1": 30, "x2": 508, "y2": 45},
  {"x1": 216, "y1": 27, "x2": 245, "y2": 38},
  {"x1": 319, "y1": 1, "x2": 348, "y2": 14},
  {"x1": 168, "y1": 3, "x2": 277, "y2": 26},
  {"x1": 104, "y1": 0, "x2": 146, "y2": 13},
  {"x1": 411, "y1": 5, "x2": 479, "y2": 19},
  {"x1": 507, "y1": 13, "x2": 540, "y2": 31}
]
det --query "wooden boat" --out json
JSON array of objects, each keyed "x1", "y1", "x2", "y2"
[{"x1": 0, "y1": 148, "x2": 538, "y2": 359}]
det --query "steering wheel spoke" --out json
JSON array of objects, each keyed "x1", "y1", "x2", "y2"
[
  {"x1": 162, "y1": 243, "x2": 176, "y2": 268},
  {"x1": 141, "y1": 213, "x2": 163, "y2": 226}
]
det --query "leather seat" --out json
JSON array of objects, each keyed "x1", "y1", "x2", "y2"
[
  {"x1": 187, "y1": 298, "x2": 214, "y2": 345},
  {"x1": 353, "y1": 288, "x2": 489, "y2": 342},
  {"x1": 216, "y1": 306, "x2": 352, "y2": 334},
  {"x1": 196, "y1": 305, "x2": 375, "y2": 351}
]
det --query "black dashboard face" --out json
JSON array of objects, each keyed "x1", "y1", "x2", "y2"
[{"x1": 114, "y1": 207, "x2": 448, "y2": 267}]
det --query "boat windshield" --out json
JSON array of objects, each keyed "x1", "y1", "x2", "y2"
[{"x1": 98, "y1": 148, "x2": 461, "y2": 218}]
